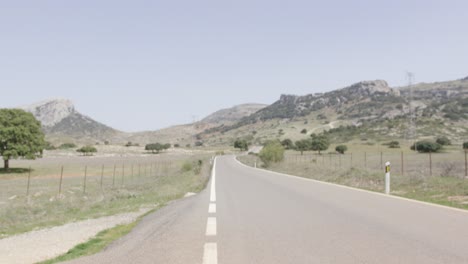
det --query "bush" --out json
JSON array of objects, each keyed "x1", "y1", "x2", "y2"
[
  {"x1": 59, "y1": 143, "x2": 77, "y2": 149},
  {"x1": 436, "y1": 136, "x2": 451, "y2": 146},
  {"x1": 181, "y1": 162, "x2": 193, "y2": 172},
  {"x1": 259, "y1": 141, "x2": 285, "y2": 166},
  {"x1": 464, "y1": 142, "x2": 468, "y2": 149},
  {"x1": 280, "y1": 139, "x2": 294, "y2": 150},
  {"x1": 195, "y1": 141, "x2": 203, "y2": 147},
  {"x1": 234, "y1": 139, "x2": 249, "y2": 151},
  {"x1": 410, "y1": 141, "x2": 442, "y2": 153},
  {"x1": 388, "y1": 141, "x2": 400, "y2": 148},
  {"x1": 335, "y1": 145, "x2": 348, "y2": 154},
  {"x1": 174, "y1": 144, "x2": 180, "y2": 148},
  {"x1": 300, "y1": 129, "x2": 307, "y2": 134},
  {"x1": 44, "y1": 141, "x2": 56, "y2": 150},
  {"x1": 76, "y1": 146, "x2": 97, "y2": 156}
]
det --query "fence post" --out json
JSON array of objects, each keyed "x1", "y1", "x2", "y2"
[
  {"x1": 465, "y1": 149, "x2": 467, "y2": 178},
  {"x1": 401, "y1": 151, "x2": 404, "y2": 176},
  {"x1": 364, "y1": 152, "x2": 367, "y2": 169},
  {"x1": 385, "y1": 162, "x2": 391, "y2": 194},
  {"x1": 26, "y1": 166, "x2": 31, "y2": 196},
  {"x1": 83, "y1": 165, "x2": 87, "y2": 194},
  {"x1": 429, "y1": 152, "x2": 432, "y2": 176},
  {"x1": 100, "y1": 165, "x2": 104, "y2": 189},
  {"x1": 339, "y1": 154, "x2": 342, "y2": 168},
  {"x1": 58, "y1": 166, "x2": 64, "y2": 196},
  {"x1": 112, "y1": 164, "x2": 116, "y2": 187},
  {"x1": 380, "y1": 152, "x2": 383, "y2": 170},
  {"x1": 121, "y1": 164, "x2": 125, "y2": 186}
]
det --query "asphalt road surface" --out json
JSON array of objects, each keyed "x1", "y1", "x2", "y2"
[{"x1": 68, "y1": 155, "x2": 468, "y2": 264}]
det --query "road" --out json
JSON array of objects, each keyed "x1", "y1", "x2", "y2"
[{"x1": 68, "y1": 155, "x2": 468, "y2": 264}]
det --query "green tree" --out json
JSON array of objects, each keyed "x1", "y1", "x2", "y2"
[
  {"x1": 310, "y1": 134, "x2": 330, "y2": 154},
  {"x1": 411, "y1": 141, "x2": 442, "y2": 153},
  {"x1": 145, "y1": 143, "x2": 164, "y2": 153},
  {"x1": 163, "y1": 143, "x2": 171, "y2": 150},
  {"x1": 281, "y1": 139, "x2": 295, "y2": 150},
  {"x1": 335, "y1": 145, "x2": 348, "y2": 154},
  {"x1": 76, "y1": 145, "x2": 97, "y2": 156},
  {"x1": 295, "y1": 139, "x2": 311, "y2": 155},
  {"x1": 464, "y1": 142, "x2": 468, "y2": 149},
  {"x1": 436, "y1": 136, "x2": 451, "y2": 146},
  {"x1": 259, "y1": 141, "x2": 284, "y2": 166},
  {"x1": 388, "y1": 141, "x2": 400, "y2": 148},
  {"x1": 0, "y1": 109, "x2": 45, "y2": 169},
  {"x1": 234, "y1": 139, "x2": 249, "y2": 151}
]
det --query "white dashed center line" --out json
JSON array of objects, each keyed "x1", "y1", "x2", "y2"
[
  {"x1": 209, "y1": 203, "x2": 216, "y2": 213},
  {"x1": 206, "y1": 217, "x2": 217, "y2": 236},
  {"x1": 203, "y1": 243, "x2": 218, "y2": 264}
]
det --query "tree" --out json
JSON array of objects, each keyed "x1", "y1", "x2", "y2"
[
  {"x1": 281, "y1": 139, "x2": 295, "y2": 150},
  {"x1": 436, "y1": 136, "x2": 451, "y2": 146},
  {"x1": 174, "y1": 143, "x2": 180, "y2": 148},
  {"x1": 411, "y1": 141, "x2": 442, "y2": 153},
  {"x1": 464, "y1": 142, "x2": 468, "y2": 149},
  {"x1": 0, "y1": 109, "x2": 45, "y2": 169},
  {"x1": 234, "y1": 139, "x2": 249, "y2": 151},
  {"x1": 163, "y1": 143, "x2": 171, "y2": 150},
  {"x1": 310, "y1": 134, "x2": 330, "y2": 154},
  {"x1": 300, "y1": 128, "x2": 307, "y2": 134},
  {"x1": 76, "y1": 145, "x2": 97, "y2": 156},
  {"x1": 295, "y1": 139, "x2": 311, "y2": 155},
  {"x1": 259, "y1": 141, "x2": 284, "y2": 166},
  {"x1": 335, "y1": 145, "x2": 348, "y2": 154},
  {"x1": 145, "y1": 143, "x2": 164, "y2": 153}
]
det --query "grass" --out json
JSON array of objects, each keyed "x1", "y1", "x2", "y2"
[
  {"x1": 37, "y1": 221, "x2": 138, "y2": 264},
  {"x1": 0, "y1": 152, "x2": 212, "y2": 237},
  {"x1": 239, "y1": 147, "x2": 468, "y2": 210}
]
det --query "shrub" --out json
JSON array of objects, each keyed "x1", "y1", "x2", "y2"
[
  {"x1": 436, "y1": 136, "x2": 451, "y2": 146},
  {"x1": 259, "y1": 141, "x2": 285, "y2": 166},
  {"x1": 410, "y1": 141, "x2": 442, "y2": 153},
  {"x1": 388, "y1": 141, "x2": 400, "y2": 148},
  {"x1": 76, "y1": 146, "x2": 97, "y2": 156},
  {"x1": 464, "y1": 142, "x2": 468, "y2": 149},
  {"x1": 195, "y1": 141, "x2": 203, "y2": 147},
  {"x1": 181, "y1": 162, "x2": 193, "y2": 172},
  {"x1": 174, "y1": 144, "x2": 180, "y2": 148},
  {"x1": 335, "y1": 145, "x2": 348, "y2": 154},
  {"x1": 300, "y1": 129, "x2": 307, "y2": 134},
  {"x1": 280, "y1": 139, "x2": 294, "y2": 150},
  {"x1": 234, "y1": 139, "x2": 249, "y2": 151},
  {"x1": 59, "y1": 143, "x2": 77, "y2": 149},
  {"x1": 104, "y1": 140, "x2": 109, "y2": 145}
]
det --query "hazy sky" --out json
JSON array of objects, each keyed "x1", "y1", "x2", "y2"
[{"x1": 1, "y1": 0, "x2": 467, "y2": 132}]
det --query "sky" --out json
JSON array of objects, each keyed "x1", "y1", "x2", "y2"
[{"x1": 1, "y1": 0, "x2": 467, "y2": 132}]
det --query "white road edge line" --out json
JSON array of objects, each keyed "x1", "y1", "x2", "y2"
[
  {"x1": 206, "y1": 217, "x2": 217, "y2": 236},
  {"x1": 210, "y1": 157, "x2": 217, "y2": 202},
  {"x1": 209, "y1": 203, "x2": 216, "y2": 213},
  {"x1": 203, "y1": 243, "x2": 218, "y2": 264},
  {"x1": 234, "y1": 156, "x2": 468, "y2": 214}
]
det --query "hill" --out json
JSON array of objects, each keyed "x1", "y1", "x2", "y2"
[
  {"x1": 21, "y1": 99, "x2": 121, "y2": 144},
  {"x1": 198, "y1": 78, "x2": 468, "y2": 146}
]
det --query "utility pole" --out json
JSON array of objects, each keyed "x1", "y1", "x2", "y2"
[{"x1": 406, "y1": 72, "x2": 417, "y2": 150}]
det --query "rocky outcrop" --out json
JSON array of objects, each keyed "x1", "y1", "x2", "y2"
[
  {"x1": 21, "y1": 99, "x2": 75, "y2": 127},
  {"x1": 21, "y1": 99, "x2": 119, "y2": 143}
]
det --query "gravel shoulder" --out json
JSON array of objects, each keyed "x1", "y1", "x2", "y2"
[{"x1": 0, "y1": 207, "x2": 153, "y2": 264}]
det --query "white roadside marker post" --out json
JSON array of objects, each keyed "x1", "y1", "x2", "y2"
[{"x1": 385, "y1": 161, "x2": 391, "y2": 195}]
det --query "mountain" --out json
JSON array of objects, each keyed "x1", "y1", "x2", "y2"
[
  {"x1": 200, "y1": 103, "x2": 266, "y2": 124},
  {"x1": 21, "y1": 99, "x2": 120, "y2": 144},
  {"x1": 19, "y1": 99, "x2": 266, "y2": 145},
  {"x1": 198, "y1": 78, "x2": 468, "y2": 145}
]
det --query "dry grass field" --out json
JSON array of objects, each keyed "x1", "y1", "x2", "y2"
[{"x1": 0, "y1": 146, "x2": 214, "y2": 237}]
